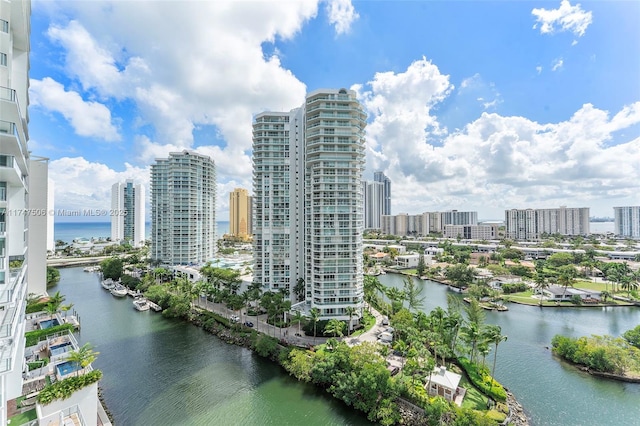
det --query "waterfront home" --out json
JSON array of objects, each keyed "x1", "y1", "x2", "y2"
[
  {"x1": 540, "y1": 285, "x2": 602, "y2": 302},
  {"x1": 425, "y1": 366, "x2": 465, "y2": 406},
  {"x1": 395, "y1": 253, "x2": 434, "y2": 269}
]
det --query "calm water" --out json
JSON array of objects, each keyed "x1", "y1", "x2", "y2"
[
  {"x1": 379, "y1": 273, "x2": 640, "y2": 426},
  {"x1": 54, "y1": 267, "x2": 370, "y2": 426},
  {"x1": 53, "y1": 221, "x2": 230, "y2": 243}
]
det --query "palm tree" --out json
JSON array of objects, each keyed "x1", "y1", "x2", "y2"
[
  {"x1": 558, "y1": 265, "x2": 577, "y2": 301},
  {"x1": 292, "y1": 310, "x2": 304, "y2": 335},
  {"x1": 324, "y1": 319, "x2": 345, "y2": 338},
  {"x1": 460, "y1": 322, "x2": 482, "y2": 364},
  {"x1": 66, "y1": 343, "x2": 100, "y2": 376},
  {"x1": 534, "y1": 272, "x2": 549, "y2": 306},
  {"x1": 310, "y1": 308, "x2": 320, "y2": 344},
  {"x1": 403, "y1": 276, "x2": 425, "y2": 312},
  {"x1": 485, "y1": 325, "x2": 508, "y2": 395},
  {"x1": 345, "y1": 306, "x2": 356, "y2": 336},
  {"x1": 44, "y1": 303, "x2": 58, "y2": 321}
]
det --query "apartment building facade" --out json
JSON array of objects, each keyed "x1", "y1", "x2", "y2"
[
  {"x1": 111, "y1": 179, "x2": 146, "y2": 247},
  {"x1": 0, "y1": 1, "x2": 50, "y2": 422},
  {"x1": 614, "y1": 206, "x2": 640, "y2": 239},
  {"x1": 229, "y1": 187, "x2": 252, "y2": 241},
  {"x1": 505, "y1": 206, "x2": 590, "y2": 240},
  {"x1": 252, "y1": 88, "x2": 366, "y2": 321},
  {"x1": 151, "y1": 150, "x2": 216, "y2": 265}
]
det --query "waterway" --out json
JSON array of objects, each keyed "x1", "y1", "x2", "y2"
[
  {"x1": 54, "y1": 267, "x2": 371, "y2": 426},
  {"x1": 379, "y1": 273, "x2": 640, "y2": 426},
  {"x1": 53, "y1": 267, "x2": 640, "y2": 425}
]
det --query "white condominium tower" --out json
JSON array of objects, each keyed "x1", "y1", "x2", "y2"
[
  {"x1": 111, "y1": 179, "x2": 146, "y2": 247},
  {"x1": 151, "y1": 150, "x2": 216, "y2": 265},
  {"x1": 253, "y1": 88, "x2": 366, "y2": 321},
  {"x1": 0, "y1": 1, "x2": 49, "y2": 422},
  {"x1": 505, "y1": 206, "x2": 590, "y2": 240},
  {"x1": 614, "y1": 206, "x2": 640, "y2": 239}
]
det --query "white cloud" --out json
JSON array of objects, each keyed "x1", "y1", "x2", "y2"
[
  {"x1": 357, "y1": 58, "x2": 640, "y2": 217},
  {"x1": 552, "y1": 58, "x2": 564, "y2": 71},
  {"x1": 532, "y1": 0, "x2": 593, "y2": 37},
  {"x1": 49, "y1": 157, "x2": 149, "y2": 217},
  {"x1": 39, "y1": 1, "x2": 317, "y2": 173},
  {"x1": 536, "y1": 66, "x2": 543, "y2": 74},
  {"x1": 325, "y1": 0, "x2": 359, "y2": 35},
  {"x1": 30, "y1": 77, "x2": 121, "y2": 141}
]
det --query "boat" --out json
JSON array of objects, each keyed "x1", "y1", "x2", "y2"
[
  {"x1": 101, "y1": 278, "x2": 115, "y2": 290},
  {"x1": 110, "y1": 283, "x2": 128, "y2": 297},
  {"x1": 133, "y1": 298, "x2": 150, "y2": 311},
  {"x1": 84, "y1": 266, "x2": 99, "y2": 272}
]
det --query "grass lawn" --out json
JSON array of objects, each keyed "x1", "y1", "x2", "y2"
[
  {"x1": 459, "y1": 374, "x2": 488, "y2": 410},
  {"x1": 350, "y1": 312, "x2": 376, "y2": 337},
  {"x1": 9, "y1": 408, "x2": 37, "y2": 425}
]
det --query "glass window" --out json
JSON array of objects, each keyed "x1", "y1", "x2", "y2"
[
  {"x1": 0, "y1": 53, "x2": 6, "y2": 66},
  {"x1": 0, "y1": 20, "x2": 8, "y2": 33}
]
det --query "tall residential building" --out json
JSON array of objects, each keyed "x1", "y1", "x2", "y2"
[
  {"x1": 253, "y1": 88, "x2": 366, "y2": 321},
  {"x1": 381, "y1": 212, "x2": 430, "y2": 237},
  {"x1": 151, "y1": 150, "x2": 216, "y2": 265},
  {"x1": 363, "y1": 180, "x2": 384, "y2": 229},
  {"x1": 505, "y1": 206, "x2": 590, "y2": 240},
  {"x1": 1, "y1": 1, "x2": 49, "y2": 422},
  {"x1": 111, "y1": 179, "x2": 146, "y2": 247},
  {"x1": 614, "y1": 206, "x2": 640, "y2": 238},
  {"x1": 229, "y1": 187, "x2": 252, "y2": 241},
  {"x1": 373, "y1": 171, "x2": 391, "y2": 215}
]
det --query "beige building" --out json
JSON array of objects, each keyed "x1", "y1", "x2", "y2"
[
  {"x1": 505, "y1": 206, "x2": 590, "y2": 240},
  {"x1": 229, "y1": 188, "x2": 252, "y2": 241},
  {"x1": 444, "y1": 224, "x2": 499, "y2": 240}
]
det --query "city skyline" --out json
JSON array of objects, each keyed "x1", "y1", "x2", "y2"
[{"x1": 26, "y1": 1, "x2": 640, "y2": 221}]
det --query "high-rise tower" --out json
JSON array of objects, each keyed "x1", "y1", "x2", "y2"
[
  {"x1": 111, "y1": 180, "x2": 146, "y2": 247},
  {"x1": 373, "y1": 171, "x2": 391, "y2": 215},
  {"x1": 151, "y1": 150, "x2": 216, "y2": 265},
  {"x1": 229, "y1": 188, "x2": 252, "y2": 241},
  {"x1": 253, "y1": 89, "x2": 366, "y2": 321},
  {"x1": 0, "y1": 1, "x2": 49, "y2": 422}
]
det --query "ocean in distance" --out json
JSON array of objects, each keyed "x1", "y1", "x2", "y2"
[
  {"x1": 54, "y1": 221, "x2": 231, "y2": 243},
  {"x1": 55, "y1": 221, "x2": 613, "y2": 243}
]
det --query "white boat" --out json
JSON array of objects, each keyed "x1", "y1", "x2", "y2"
[
  {"x1": 133, "y1": 298, "x2": 150, "y2": 311},
  {"x1": 110, "y1": 283, "x2": 128, "y2": 297},
  {"x1": 101, "y1": 278, "x2": 115, "y2": 290}
]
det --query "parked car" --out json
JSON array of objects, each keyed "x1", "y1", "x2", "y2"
[
  {"x1": 243, "y1": 321, "x2": 254, "y2": 327},
  {"x1": 230, "y1": 315, "x2": 240, "y2": 323},
  {"x1": 381, "y1": 316, "x2": 389, "y2": 325}
]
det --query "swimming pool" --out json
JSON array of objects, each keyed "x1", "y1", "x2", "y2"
[
  {"x1": 49, "y1": 342, "x2": 72, "y2": 357},
  {"x1": 39, "y1": 318, "x2": 60, "y2": 329},
  {"x1": 56, "y1": 360, "x2": 80, "y2": 378}
]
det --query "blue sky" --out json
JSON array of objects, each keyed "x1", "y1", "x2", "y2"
[{"x1": 27, "y1": 0, "x2": 640, "y2": 222}]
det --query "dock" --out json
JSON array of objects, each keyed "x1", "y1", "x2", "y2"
[{"x1": 146, "y1": 300, "x2": 162, "y2": 312}]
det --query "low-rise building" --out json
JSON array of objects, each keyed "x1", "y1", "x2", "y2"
[{"x1": 426, "y1": 366, "x2": 464, "y2": 405}]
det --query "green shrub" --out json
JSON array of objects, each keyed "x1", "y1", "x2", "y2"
[
  {"x1": 25, "y1": 324, "x2": 76, "y2": 347},
  {"x1": 37, "y1": 370, "x2": 102, "y2": 405},
  {"x1": 26, "y1": 302, "x2": 50, "y2": 314},
  {"x1": 457, "y1": 357, "x2": 507, "y2": 402}
]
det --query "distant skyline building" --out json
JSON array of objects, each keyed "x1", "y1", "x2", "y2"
[
  {"x1": 373, "y1": 171, "x2": 391, "y2": 215},
  {"x1": 253, "y1": 88, "x2": 366, "y2": 321},
  {"x1": 363, "y1": 180, "x2": 385, "y2": 229},
  {"x1": 614, "y1": 206, "x2": 640, "y2": 239},
  {"x1": 111, "y1": 179, "x2": 146, "y2": 247},
  {"x1": 150, "y1": 150, "x2": 216, "y2": 265},
  {"x1": 505, "y1": 206, "x2": 590, "y2": 240},
  {"x1": 229, "y1": 187, "x2": 252, "y2": 241}
]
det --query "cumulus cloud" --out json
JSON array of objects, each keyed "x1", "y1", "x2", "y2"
[
  {"x1": 326, "y1": 0, "x2": 359, "y2": 35},
  {"x1": 30, "y1": 77, "x2": 121, "y2": 141},
  {"x1": 358, "y1": 58, "x2": 640, "y2": 217},
  {"x1": 532, "y1": 0, "x2": 593, "y2": 37},
  {"x1": 38, "y1": 1, "x2": 317, "y2": 172},
  {"x1": 536, "y1": 66, "x2": 543, "y2": 74},
  {"x1": 49, "y1": 157, "x2": 149, "y2": 217},
  {"x1": 354, "y1": 57, "x2": 454, "y2": 177}
]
